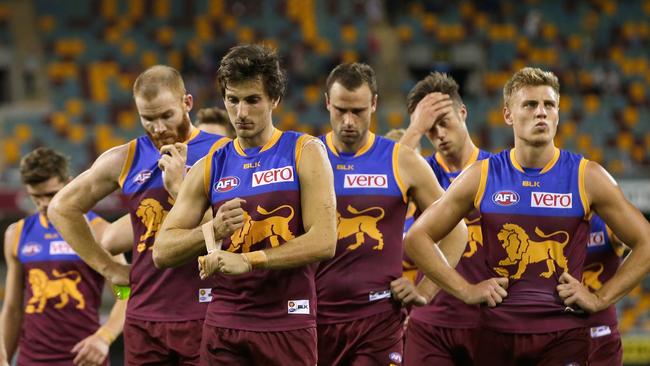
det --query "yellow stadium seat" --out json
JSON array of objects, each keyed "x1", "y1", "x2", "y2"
[
  {"x1": 121, "y1": 39, "x2": 137, "y2": 56},
  {"x1": 559, "y1": 95, "x2": 573, "y2": 112},
  {"x1": 157, "y1": 27, "x2": 174, "y2": 47},
  {"x1": 488, "y1": 109, "x2": 503, "y2": 127},
  {"x1": 342, "y1": 50, "x2": 359, "y2": 64},
  {"x1": 154, "y1": 0, "x2": 170, "y2": 18},
  {"x1": 128, "y1": 0, "x2": 145, "y2": 20},
  {"x1": 65, "y1": 99, "x2": 84, "y2": 116},
  {"x1": 588, "y1": 147, "x2": 603, "y2": 163},
  {"x1": 141, "y1": 51, "x2": 158, "y2": 68},
  {"x1": 315, "y1": 38, "x2": 332, "y2": 55},
  {"x1": 101, "y1": 0, "x2": 118, "y2": 20},
  {"x1": 568, "y1": 34, "x2": 581, "y2": 50},
  {"x1": 304, "y1": 85, "x2": 321, "y2": 105},
  {"x1": 387, "y1": 112, "x2": 403, "y2": 128},
  {"x1": 196, "y1": 17, "x2": 214, "y2": 41},
  {"x1": 617, "y1": 131, "x2": 634, "y2": 151},
  {"x1": 2, "y1": 139, "x2": 20, "y2": 164},
  {"x1": 583, "y1": 94, "x2": 600, "y2": 114},
  {"x1": 607, "y1": 159, "x2": 625, "y2": 174},
  {"x1": 542, "y1": 24, "x2": 557, "y2": 40},
  {"x1": 14, "y1": 124, "x2": 32, "y2": 142},
  {"x1": 560, "y1": 121, "x2": 576, "y2": 137},
  {"x1": 577, "y1": 134, "x2": 592, "y2": 151},
  {"x1": 341, "y1": 25, "x2": 357, "y2": 44},
  {"x1": 238, "y1": 27, "x2": 255, "y2": 44},
  {"x1": 51, "y1": 112, "x2": 69, "y2": 133},
  {"x1": 208, "y1": 0, "x2": 224, "y2": 19},
  {"x1": 119, "y1": 110, "x2": 137, "y2": 130},
  {"x1": 632, "y1": 145, "x2": 645, "y2": 163},
  {"x1": 167, "y1": 50, "x2": 182, "y2": 70},
  {"x1": 622, "y1": 106, "x2": 639, "y2": 128},
  {"x1": 222, "y1": 15, "x2": 237, "y2": 31},
  {"x1": 38, "y1": 16, "x2": 56, "y2": 33},
  {"x1": 422, "y1": 14, "x2": 437, "y2": 32},
  {"x1": 68, "y1": 125, "x2": 86, "y2": 144}
]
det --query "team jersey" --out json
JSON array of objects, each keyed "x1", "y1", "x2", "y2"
[
  {"x1": 204, "y1": 129, "x2": 317, "y2": 331},
  {"x1": 402, "y1": 202, "x2": 418, "y2": 284},
  {"x1": 477, "y1": 148, "x2": 591, "y2": 333},
  {"x1": 316, "y1": 132, "x2": 409, "y2": 324},
  {"x1": 584, "y1": 214, "x2": 623, "y2": 327},
  {"x1": 14, "y1": 212, "x2": 105, "y2": 365},
  {"x1": 411, "y1": 148, "x2": 491, "y2": 328},
  {"x1": 119, "y1": 129, "x2": 228, "y2": 321}
]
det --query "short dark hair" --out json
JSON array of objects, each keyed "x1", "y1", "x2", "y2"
[
  {"x1": 325, "y1": 63, "x2": 377, "y2": 96},
  {"x1": 196, "y1": 107, "x2": 235, "y2": 134},
  {"x1": 20, "y1": 147, "x2": 69, "y2": 185},
  {"x1": 216, "y1": 44, "x2": 287, "y2": 102},
  {"x1": 406, "y1": 72, "x2": 463, "y2": 115},
  {"x1": 133, "y1": 65, "x2": 186, "y2": 100}
]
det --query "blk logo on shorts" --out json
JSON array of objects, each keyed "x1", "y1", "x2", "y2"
[{"x1": 287, "y1": 300, "x2": 309, "y2": 314}]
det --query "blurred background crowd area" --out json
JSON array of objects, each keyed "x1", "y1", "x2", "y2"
[
  {"x1": 0, "y1": 1, "x2": 649, "y2": 363},
  {"x1": 0, "y1": 0, "x2": 649, "y2": 183}
]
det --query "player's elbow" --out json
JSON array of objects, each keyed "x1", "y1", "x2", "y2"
[
  {"x1": 47, "y1": 196, "x2": 66, "y2": 223},
  {"x1": 404, "y1": 227, "x2": 421, "y2": 260},
  {"x1": 316, "y1": 226, "x2": 337, "y2": 261},
  {"x1": 152, "y1": 239, "x2": 171, "y2": 269}
]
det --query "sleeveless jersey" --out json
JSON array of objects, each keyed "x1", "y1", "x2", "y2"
[
  {"x1": 584, "y1": 214, "x2": 623, "y2": 327},
  {"x1": 120, "y1": 129, "x2": 228, "y2": 321},
  {"x1": 316, "y1": 132, "x2": 409, "y2": 324},
  {"x1": 476, "y1": 148, "x2": 591, "y2": 333},
  {"x1": 402, "y1": 203, "x2": 418, "y2": 284},
  {"x1": 205, "y1": 129, "x2": 316, "y2": 331},
  {"x1": 15, "y1": 212, "x2": 104, "y2": 364},
  {"x1": 411, "y1": 148, "x2": 492, "y2": 328}
]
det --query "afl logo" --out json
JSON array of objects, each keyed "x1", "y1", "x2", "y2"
[
  {"x1": 492, "y1": 191, "x2": 520, "y2": 206},
  {"x1": 21, "y1": 242, "x2": 42, "y2": 256},
  {"x1": 215, "y1": 176, "x2": 240, "y2": 192}
]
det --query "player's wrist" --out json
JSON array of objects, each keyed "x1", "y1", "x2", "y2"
[
  {"x1": 95, "y1": 326, "x2": 115, "y2": 345},
  {"x1": 241, "y1": 251, "x2": 268, "y2": 270}
]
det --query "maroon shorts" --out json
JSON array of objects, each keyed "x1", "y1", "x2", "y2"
[
  {"x1": 474, "y1": 327, "x2": 589, "y2": 366},
  {"x1": 200, "y1": 325, "x2": 317, "y2": 366},
  {"x1": 123, "y1": 317, "x2": 203, "y2": 366},
  {"x1": 588, "y1": 325, "x2": 622, "y2": 366},
  {"x1": 403, "y1": 318, "x2": 476, "y2": 366},
  {"x1": 317, "y1": 310, "x2": 404, "y2": 366}
]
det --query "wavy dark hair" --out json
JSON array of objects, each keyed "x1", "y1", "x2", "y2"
[{"x1": 20, "y1": 147, "x2": 69, "y2": 185}]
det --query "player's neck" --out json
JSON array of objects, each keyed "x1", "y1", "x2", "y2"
[
  {"x1": 237, "y1": 122, "x2": 276, "y2": 149},
  {"x1": 513, "y1": 142, "x2": 556, "y2": 169},
  {"x1": 441, "y1": 140, "x2": 477, "y2": 171},
  {"x1": 333, "y1": 131, "x2": 371, "y2": 154}
]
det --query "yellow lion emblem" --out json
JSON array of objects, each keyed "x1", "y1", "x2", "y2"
[
  {"x1": 228, "y1": 205, "x2": 295, "y2": 253},
  {"x1": 135, "y1": 198, "x2": 168, "y2": 252},
  {"x1": 463, "y1": 223, "x2": 483, "y2": 258},
  {"x1": 582, "y1": 263, "x2": 604, "y2": 291},
  {"x1": 25, "y1": 269, "x2": 85, "y2": 314},
  {"x1": 496, "y1": 224, "x2": 570, "y2": 279},
  {"x1": 337, "y1": 205, "x2": 385, "y2": 251}
]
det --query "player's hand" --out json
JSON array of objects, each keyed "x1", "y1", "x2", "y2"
[
  {"x1": 557, "y1": 272, "x2": 605, "y2": 313},
  {"x1": 71, "y1": 332, "x2": 109, "y2": 366},
  {"x1": 409, "y1": 93, "x2": 454, "y2": 134},
  {"x1": 391, "y1": 277, "x2": 428, "y2": 306},
  {"x1": 105, "y1": 261, "x2": 130, "y2": 286},
  {"x1": 216, "y1": 251, "x2": 252, "y2": 275},
  {"x1": 212, "y1": 198, "x2": 246, "y2": 239},
  {"x1": 463, "y1": 277, "x2": 509, "y2": 307},
  {"x1": 198, "y1": 250, "x2": 220, "y2": 279},
  {"x1": 159, "y1": 143, "x2": 188, "y2": 198}
]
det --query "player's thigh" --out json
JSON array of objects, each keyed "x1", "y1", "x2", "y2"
[
  {"x1": 253, "y1": 328, "x2": 317, "y2": 366},
  {"x1": 200, "y1": 324, "x2": 251, "y2": 366},
  {"x1": 168, "y1": 319, "x2": 203, "y2": 365},
  {"x1": 352, "y1": 311, "x2": 404, "y2": 366},
  {"x1": 123, "y1": 318, "x2": 171, "y2": 365},
  {"x1": 404, "y1": 319, "x2": 474, "y2": 366},
  {"x1": 588, "y1": 326, "x2": 622, "y2": 366},
  {"x1": 538, "y1": 327, "x2": 589, "y2": 366}
]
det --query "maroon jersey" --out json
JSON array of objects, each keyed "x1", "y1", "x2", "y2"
[
  {"x1": 316, "y1": 133, "x2": 408, "y2": 324},
  {"x1": 584, "y1": 214, "x2": 623, "y2": 328},
  {"x1": 205, "y1": 130, "x2": 316, "y2": 331},
  {"x1": 477, "y1": 149, "x2": 591, "y2": 333},
  {"x1": 15, "y1": 213, "x2": 105, "y2": 365},
  {"x1": 119, "y1": 130, "x2": 228, "y2": 321}
]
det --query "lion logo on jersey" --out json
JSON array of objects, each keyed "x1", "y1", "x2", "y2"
[
  {"x1": 337, "y1": 205, "x2": 385, "y2": 251},
  {"x1": 463, "y1": 222, "x2": 483, "y2": 258},
  {"x1": 582, "y1": 263, "x2": 604, "y2": 291},
  {"x1": 135, "y1": 198, "x2": 168, "y2": 252},
  {"x1": 496, "y1": 224, "x2": 570, "y2": 279},
  {"x1": 227, "y1": 205, "x2": 295, "y2": 253},
  {"x1": 25, "y1": 269, "x2": 85, "y2": 314}
]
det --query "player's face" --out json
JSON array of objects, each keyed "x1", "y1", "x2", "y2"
[
  {"x1": 135, "y1": 90, "x2": 193, "y2": 150},
  {"x1": 504, "y1": 85, "x2": 559, "y2": 147},
  {"x1": 326, "y1": 82, "x2": 377, "y2": 149},
  {"x1": 426, "y1": 103, "x2": 469, "y2": 158},
  {"x1": 223, "y1": 78, "x2": 277, "y2": 140},
  {"x1": 25, "y1": 176, "x2": 66, "y2": 217}
]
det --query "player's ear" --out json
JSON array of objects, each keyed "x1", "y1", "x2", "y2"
[
  {"x1": 503, "y1": 105, "x2": 513, "y2": 126},
  {"x1": 370, "y1": 94, "x2": 377, "y2": 113}
]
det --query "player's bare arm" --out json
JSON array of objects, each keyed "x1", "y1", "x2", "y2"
[
  {"x1": 400, "y1": 93, "x2": 453, "y2": 149},
  {"x1": 405, "y1": 162, "x2": 509, "y2": 307},
  {"x1": 100, "y1": 214, "x2": 134, "y2": 255},
  {"x1": 72, "y1": 216, "x2": 128, "y2": 365},
  {"x1": 399, "y1": 144, "x2": 468, "y2": 268},
  {"x1": 48, "y1": 144, "x2": 130, "y2": 285},
  {"x1": 154, "y1": 157, "x2": 242, "y2": 268},
  {"x1": 208, "y1": 139, "x2": 337, "y2": 276},
  {"x1": 557, "y1": 161, "x2": 650, "y2": 313},
  {"x1": 0, "y1": 223, "x2": 24, "y2": 363}
]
